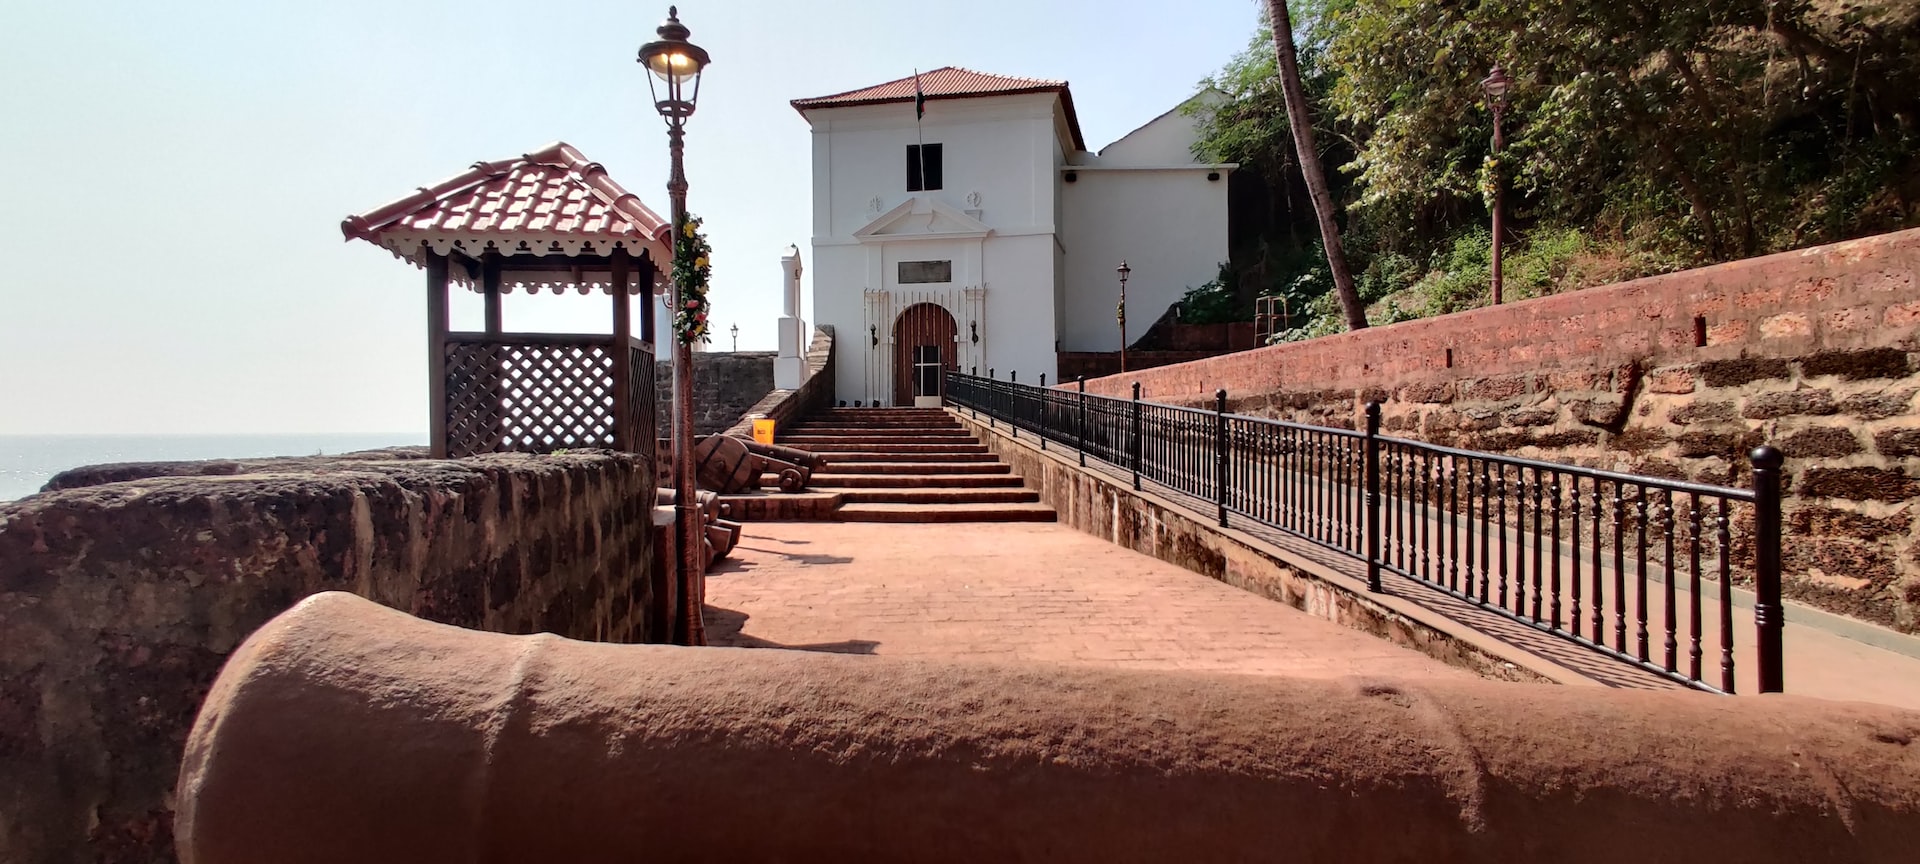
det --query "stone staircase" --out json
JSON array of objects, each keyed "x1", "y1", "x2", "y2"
[{"x1": 781, "y1": 408, "x2": 1056, "y2": 523}]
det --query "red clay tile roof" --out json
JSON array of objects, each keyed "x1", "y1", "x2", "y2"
[
  {"x1": 341, "y1": 142, "x2": 671, "y2": 257},
  {"x1": 792, "y1": 66, "x2": 1085, "y2": 151}
]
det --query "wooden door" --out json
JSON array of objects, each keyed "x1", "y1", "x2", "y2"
[{"x1": 892, "y1": 303, "x2": 957, "y2": 407}]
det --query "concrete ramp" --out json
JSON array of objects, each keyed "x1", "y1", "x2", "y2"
[{"x1": 177, "y1": 592, "x2": 1920, "y2": 864}]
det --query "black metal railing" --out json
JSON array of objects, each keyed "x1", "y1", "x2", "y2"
[{"x1": 945, "y1": 370, "x2": 1785, "y2": 694}]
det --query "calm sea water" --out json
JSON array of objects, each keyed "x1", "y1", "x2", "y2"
[{"x1": 0, "y1": 434, "x2": 423, "y2": 503}]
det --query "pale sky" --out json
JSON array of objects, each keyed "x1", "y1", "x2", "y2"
[{"x1": 0, "y1": 0, "x2": 1256, "y2": 434}]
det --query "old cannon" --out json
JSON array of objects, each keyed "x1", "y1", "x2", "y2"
[
  {"x1": 656, "y1": 487, "x2": 741, "y2": 567},
  {"x1": 692, "y1": 434, "x2": 822, "y2": 494}
]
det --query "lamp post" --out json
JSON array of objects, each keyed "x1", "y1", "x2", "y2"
[
  {"x1": 638, "y1": 5, "x2": 711, "y2": 645},
  {"x1": 1116, "y1": 260, "x2": 1131, "y2": 373},
  {"x1": 1481, "y1": 63, "x2": 1511, "y2": 306},
  {"x1": 730, "y1": 322, "x2": 738, "y2": 352}
]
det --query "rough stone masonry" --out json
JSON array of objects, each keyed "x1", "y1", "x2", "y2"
[
  {"x1": 0, "y1": 450, "x2": 656, "y2": 864},
  {"x1": 1083, "y1": 228, "x2": 1920, "y2": 631},
  {"x1": 656, "y1": 350, "x2": 776, "y2": 436}
]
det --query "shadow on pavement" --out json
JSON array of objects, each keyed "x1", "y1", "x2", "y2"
[{"x1": 704, "y1": 605, "x2": 880, "y2": 655}]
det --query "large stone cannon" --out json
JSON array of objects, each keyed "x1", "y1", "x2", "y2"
[{"x1": 176, "y1": 593, "x2": 1920, "y2": 864}]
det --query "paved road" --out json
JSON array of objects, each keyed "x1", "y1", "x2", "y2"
[{"x1": 705, "y1": 521, "x2": 1479, "y2": 681}]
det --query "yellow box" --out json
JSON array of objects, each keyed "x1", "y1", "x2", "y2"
[{"x1": 751, "y1": 418, "x2": 776, "y2": 445}]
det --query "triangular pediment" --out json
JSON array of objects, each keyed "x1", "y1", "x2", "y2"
[{"x1": 854, "y1": 196, "x2": 992, "y2": 243}]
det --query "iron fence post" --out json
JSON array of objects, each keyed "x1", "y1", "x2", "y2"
[
  {"x1": 1751, "y1": 445, "x2": 1785, "y2": 693},
  {"x1": 1076, "y1": 376, "x2": 1087, "y2": 467},
  {"x1": 1130, "y1": 382, "x2": 1142, "y2": 491},
  {"x1": 1009, "y1": 371, "x2": 1017, "y2": 438},
  {"x1": 1365, "y1": 401, "x2": 1383, "y2": 593},
  {"x1": 1215, "y1": 389, "x2": 1229, "y2": 527},
  {"x1": 1038, "y1": 373, "x2": 1048, "y2": 450}
]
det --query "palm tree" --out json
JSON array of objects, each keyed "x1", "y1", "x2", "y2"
[{"x1": 1265, "y1": 0, "x2": 1367, "y2": 330}]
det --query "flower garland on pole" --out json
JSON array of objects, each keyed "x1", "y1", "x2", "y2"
[{"x1": 672, "y1": 213, "x2": 713, "y2": 344}]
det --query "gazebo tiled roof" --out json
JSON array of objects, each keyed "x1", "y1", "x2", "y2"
[
  {"x1": 342, "y1": 142, "x2": 671, "y2": 294},
  {"x1": 792, "y1": 66, "x2": 1085, "y2": 151}
]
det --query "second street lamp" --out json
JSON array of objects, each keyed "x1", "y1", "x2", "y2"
[
  {"x1": 1116, "y1": 260, "x2": 1131, "y2": 374},
  {"x1": 638, "y1": 5, "x2": 710, "y2": 645},
  {"x1": 1481, "y1": 63, "x2": 1512, "y2": 306}
]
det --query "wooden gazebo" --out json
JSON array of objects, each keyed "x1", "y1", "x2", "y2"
[{"x1": 343, "y1": 142, "x2": 670, "y2": 458}]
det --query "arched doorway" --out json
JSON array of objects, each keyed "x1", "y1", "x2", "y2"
[{"x1": 892, "y1": 302, "x2": 958, "y2": 407}]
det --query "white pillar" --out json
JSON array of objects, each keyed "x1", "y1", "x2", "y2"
[{"x1": 774, "y1": 244, "x2": 807, "y2": 389}]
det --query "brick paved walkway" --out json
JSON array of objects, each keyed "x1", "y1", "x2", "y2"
[{"x1": 705, "y1": 521, "x2": 1479, "y2": 680}]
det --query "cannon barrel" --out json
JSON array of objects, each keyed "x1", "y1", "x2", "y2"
[
  {"x1": 740, "y1": 437, "x2": 824, "y2": 472},
  {"x1": 177, "y1": 593, "x2": 1920, "y2": 864}
]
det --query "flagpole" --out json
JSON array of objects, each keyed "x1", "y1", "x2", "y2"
[{"x1": 914, "y1": 69, "x2": 926, "y2": 194}]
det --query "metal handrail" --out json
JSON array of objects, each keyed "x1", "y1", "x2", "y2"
[{"x1": 944, "y1": 369, "x2": 1785, "y2": 695}]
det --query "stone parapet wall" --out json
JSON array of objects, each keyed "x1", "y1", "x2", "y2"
[
  {"x1": 655, "y1": 351, "x2": 777, "y2": 437},
  {"x1": 176, "y1": 591, "x2": 1920, "y2": 864},
  {"x1": 1080, "y1": 229, "x2": 1920, "y2": 631},
  {"x1": 722, "y1": 326, "x2": 835, "y2": 439},
  {"x1": 0, "y1": 450, "x2": 656, "y2": 864},
  {"x1": 1056, "y1": 350, "x2": 1226, "y2": 382}
]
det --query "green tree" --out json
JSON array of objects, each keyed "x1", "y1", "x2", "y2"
[
  {"x1": 1196, "y1": 0, "x2": 1920, "y2": 337},
  {"x1": 1266, "y1": 0, "x2": 1369, "y2": 330},
  {"x1": 1325, "y1": 0, "x2": 1920, "y2": 260}
]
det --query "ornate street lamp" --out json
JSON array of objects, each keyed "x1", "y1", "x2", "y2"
[
  {"x1": 1116, "y1": 260, "x2": 1131, "y2": 373},
  {"x1": 1481, "y1": 63, "x2": 1512, "y2": 306},
  {"x1": 638, "y1": 6, "x2": 710, "y2": 644},
  {"x1": 730, "y1": 322, "x2": 738, "y2": 352}
]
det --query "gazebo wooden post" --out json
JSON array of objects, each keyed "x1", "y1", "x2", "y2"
[
  {"x1": 479, "y1": 254, "x2": 505, "y2": 451},
  {"x1": 610, "y1": 247, "x2": 634, "y2": 452},
  {"x1": 481, "y1": 252, "x2": 503, "y2": 334},
  {"x1": 638, "y1": 254, "x2": 657, "y2": 346},
  {"x1": 425, "y1": 249, "x2": 450, "y2": 458}
]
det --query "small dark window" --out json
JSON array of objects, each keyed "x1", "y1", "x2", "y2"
[
  {"x1": 898, "y1": 260, "x2": 952, "y2": 284},
  {"x1": 907, "y1": 143, "x2": 943, "y2": 191},
  {"x1": 914, "y1": 346, "x2": 942, "y2": 397}
]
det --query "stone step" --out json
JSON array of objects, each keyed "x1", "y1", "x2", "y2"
[
  {"x1": 786, "y1": 421, "x2": 964, "y2": 431},
  {"x1": 784, "y1": 423, "x2": 970, "y2": 433},
  {"x1": 837, "y1": 502, "x2": 1058, "y2": 523},
  {"x1": 794, "y1": 442, "x2": 988, "y2": 454},
  {"x1": 818, "y1": 487, "x2": 1041, "y2": 505},
  {"x1": 807, "y1": 473, "x2": 1025, "y2": 488},
  {"x1": 780, "y1": 433, "x2": 977, "y2": 445},
  {"x1": 814, "y1": 410, "x2": 950, "y2": 420},
  {"x1": 818, "y1": 451, "x2": 999, "y2": 464},
  {"x1": 822, "y1": 461, "x2": 1012, "y2": 475}
]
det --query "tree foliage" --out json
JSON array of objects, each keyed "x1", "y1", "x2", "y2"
[{"x1": 1195, "y1": 0, "x2": 1920, "y2": 337}]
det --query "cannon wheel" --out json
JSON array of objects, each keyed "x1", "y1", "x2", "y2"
[{"x1": 777, "y1": 468, "x2": 806, "y2": 493}]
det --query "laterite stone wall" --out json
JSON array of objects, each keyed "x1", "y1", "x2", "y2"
[
  {"x1": 656, "y1": 350, "x2": 777, "y2": 436},
  {"x1": 0, "y1": 450, "x2": 656, "y2": 864},
  {"x1": 1082, "y1": 229, "x2": 1920, "y2": 631}
]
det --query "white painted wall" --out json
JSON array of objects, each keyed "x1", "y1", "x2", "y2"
[
  {"x1": 1095, "y1": 90, "x2": 1224, "y2": 167},
  {"x1": 980, "y1": 233, "x2": 1057, "y2": 383},
  {"x1": 803, "y1": 91, "x2": 1072, "y2": 403},
  {"x1": 800, "y1": 83, "x2": 1230, "y2": 397},
  {"x1": 1059, "y1": 167, "x2": 1230, "y2": 353}
]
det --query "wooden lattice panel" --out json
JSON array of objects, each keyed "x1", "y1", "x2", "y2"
[
  {"x1": 627, "y1": 341, "x2": 658, "y2": 451},
  {"x1": 446, "y1": 340, "x2": 616, "y2": 456}
]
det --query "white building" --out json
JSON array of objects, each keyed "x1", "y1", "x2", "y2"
[{"x1": 792, "y1": 67, "x2": 1232, "y2": 406}]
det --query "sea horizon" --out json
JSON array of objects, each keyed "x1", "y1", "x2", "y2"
[{"x1": 0, "y1": 433, "x2": 425, "y2": 503}]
